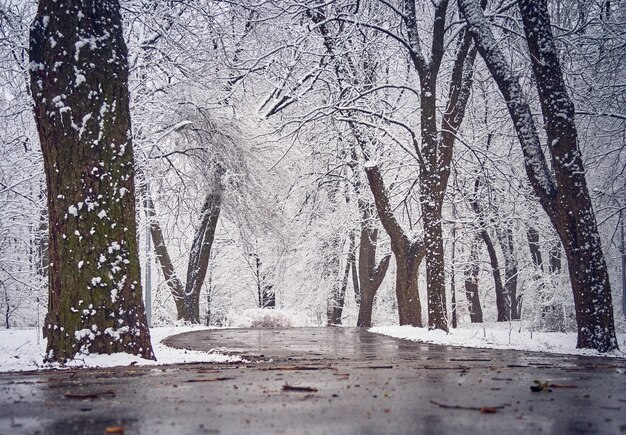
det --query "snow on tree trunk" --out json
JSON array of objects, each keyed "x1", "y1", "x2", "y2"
[
  {"x1": 459, "y1": 0, "x2": 618, "y2": 352},
  {"x1": 403, "y1": 0, "x2": 479, "y2": 330},
  {"x1": 497, "y1": 225, "x2": 520, "y2": 320},
  {"x1": 30, "y1": 0, "x2": 154, "y2": 362},
  {"x1": 464, "y1": 236, "x2": 483, "y2": 323}
]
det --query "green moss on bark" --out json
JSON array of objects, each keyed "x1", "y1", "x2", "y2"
[{"x1": 30, "y1": 0, "x2": 154, "y2": 362}]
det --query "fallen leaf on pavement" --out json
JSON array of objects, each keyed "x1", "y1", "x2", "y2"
[
  {"x1": 63, "y1": 390, "x2": 116, "y2": 399},
  {"x1": 282, "y1": 383, "x2": 318, "y2": 392},
  {"x1": 186, "y1": 377, "x2": 236, "y2": 383}
]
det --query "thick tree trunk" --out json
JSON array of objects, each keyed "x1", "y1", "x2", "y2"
[
  {"x1": 404, "y1": 0, "x2": 479, "y2": 331},
  {"x1": 420, "y1": 198, "x2": 448, "y2": 329},
  {"x1": 183, "y1": 183, "x2": 222, "y2": 324},
  {"x1": 30, "y1": 0, "x2": 154, "y2": 362},
  {"x1": 395, "y1": 247, "x2": 425, "y2": 326},
  {"x1": 365, "y1": 164, "x2": 424, "y2": 326},
  {"x1": 460, "y1": 0, "x2": 618, "y2": 351},
  {"x1": 464, "y1": 236, "x2": 483, "y2": 323},
  {"x1": 36, "y1": 205, "x2": 49, "y2": 278}
]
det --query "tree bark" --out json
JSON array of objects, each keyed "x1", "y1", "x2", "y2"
[
  {"x1": 470, "y1": 179, "x2": 509, "y2": 321},
  {"x1": 142, "y1": 187, "x2": 186, "y2": 319},
  {"x1": 460, "y1": 0, "x2": 618, "y2": 351},
  {"x1": 403, "y1": 0, "x2": 480, "y2": 330},
  {"x1": 356, "y1": 209, "x2": 391, "y2": 327},
  {"x1": 464, "y1": 236, "x2": 483, "y2": 323},
  {"x1": 352, "y1": 250, "x2": 360, "y2": 305},
  {"x1": 329, "y1": 232, "x2": 355, "y2": 325},
  {"x1": 365, "y1": 164, "x2": 425, "y2": 326},
  {"x1": 527, "y1": 227, "x2": 544, "y2": 272},
  {"x1": 481, "y1": 231, "x2": 509, "y2": 321},
  {"x1": 183, "y1": 181, "x2": 223, "y2": 324},
  {"x1": 549, "y1": 241, "x2": 562, "y2": 273},
  {"x1": 498, "y1": 225, "x2": 520, "y2": 320},
  {"x1": 325, "y1": 233, "x2": 343, "y2": 326},
  {"x1": 30, "y1": 0, "x2": 154, "y2": 362}
]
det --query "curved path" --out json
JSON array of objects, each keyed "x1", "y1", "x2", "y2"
[{"x1": 2, "y1": 327, "x2": 625, "y2": 434}]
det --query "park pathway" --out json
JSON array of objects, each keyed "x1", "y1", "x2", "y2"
[{"x1": 1, "y1": 327, "x2": 625, "y2": 434}]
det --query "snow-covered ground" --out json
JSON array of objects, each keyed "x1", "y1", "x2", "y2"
[
  {"x1": 3, "y1": 320, "x2": 625, "y2": 373},
  {"x1": 371, "y1": 322, "x2": 626, "y2": 358},
  {"x1": 0, "y1": 326, "x2": 242, "y2": 373}
]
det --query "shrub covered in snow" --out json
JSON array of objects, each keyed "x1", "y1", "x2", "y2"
[{"x1": 226, "y1": 308, "x2": 315, "y2": 328}]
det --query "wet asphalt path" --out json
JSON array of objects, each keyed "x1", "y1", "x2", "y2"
[{"x1": 1, "y1": 327, "x2": 625, "y2": 434}]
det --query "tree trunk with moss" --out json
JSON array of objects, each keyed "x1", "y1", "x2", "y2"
[{"x1": 30, "y1": 0, "x2": 154, "y2": 362}]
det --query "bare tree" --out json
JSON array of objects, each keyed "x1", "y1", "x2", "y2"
[
  {"x1": 365, "y1": 163, "x2": 425, "y2": 326},
  {"x1": 356, "y1": 206, "x2": 391, "y2": 327},
  {"x1": 459, "y1": 0, "x2": 618, "y2": 351}
]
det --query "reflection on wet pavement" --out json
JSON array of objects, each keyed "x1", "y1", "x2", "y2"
[{"x1": 1, "y1": 327, "x2": 625, "y2": 435}]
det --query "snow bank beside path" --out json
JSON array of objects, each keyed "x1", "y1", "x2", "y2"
[
  {"x1": 371, "y1": 322, "x2": 626, "y2": 358},
  {"x1": 0, "y1": 326, "x2": 241, "y2": 373}
]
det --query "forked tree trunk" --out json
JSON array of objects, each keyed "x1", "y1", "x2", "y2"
[
  {"x1": 184, "y1": 181, "x2": 223, "y2": 324},
  {"x1": 365, "y1": 164, "x2": 425, "y2": 326},
  {"x1": 352, "y1": 253, "x2": 360, "y2": 305},
  {"x1": 460, "y1": 0, "x2": 618, "y2": 351},
  {"x1": 30, "y1": 0, "x2": 154, "y2": 362},
  {"x1": 481, "y1": 232, "x2": 509, "y2": 321},
  {"x1": 356, "y1": 208, "x2": 391, "y2": 327},
  {"x1": 403, "y1": 0, "x2": 480, "y2": 330},
  {"x1": 324, "y1": 231, "x2": 343, "y2": 326},
  {"x1": 143, "y1": 181, "x2": 222, "y2": 323},
  {"x1": 143, "y1": 187, "x2": 186, "y2": 319}
]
